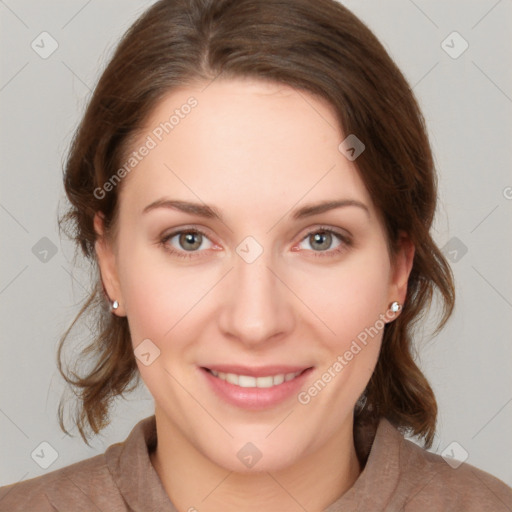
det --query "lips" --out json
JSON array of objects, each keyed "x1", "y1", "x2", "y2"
[{"x1": 199, "y1": 365, "x2": 314, "y2": 409}]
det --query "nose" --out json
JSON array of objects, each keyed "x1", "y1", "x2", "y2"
[{"x1": 217, "y1": 245, "x2": 296, "y2": 348}]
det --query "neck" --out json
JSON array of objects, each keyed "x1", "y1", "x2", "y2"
[{"x1": 149, "y1": 411, "x2": 361, "y2": 512}]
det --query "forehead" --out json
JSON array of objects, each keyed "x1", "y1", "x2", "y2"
[{"x1": 118, "y1": 77, "x2": 374, "y2": 217}]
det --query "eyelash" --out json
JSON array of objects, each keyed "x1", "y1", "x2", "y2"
[{"x1": 159, "y1": 226, "x2": 352, "y2": 260}]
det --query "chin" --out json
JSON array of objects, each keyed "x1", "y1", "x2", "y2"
[
  {"x1": 198, "y1": 432, "x2": 310, "y2": 474},
  {"x1": 216, "y1": 447, "x2": 302, "y2": 474}
]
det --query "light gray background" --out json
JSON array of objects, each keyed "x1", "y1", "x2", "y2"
[{"x1": 1, "y1": 0, "x2": 511, "y2": 489}]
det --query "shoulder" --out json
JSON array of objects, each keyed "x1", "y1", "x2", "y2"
[
  {"x1": 0, "y1": 416, "x2": 157, "y2": 512},
  {"x1": 395, "y1": 429, "x2": 512, "y2": 510},
  {"x1": 0, "y1": 450, "x2": 126, "y2": 512}
]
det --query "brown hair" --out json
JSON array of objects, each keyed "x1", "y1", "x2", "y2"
[{"x1": 58, "y1": 0, "x2": 454, "y2": 448}]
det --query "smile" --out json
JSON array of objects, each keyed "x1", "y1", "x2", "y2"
[
  {"x1": 200, "y1": 365, "x2": 314, "y2": 409},
  {"x1": 206, "y1": 369, "x2": 304, "y2": 388}
]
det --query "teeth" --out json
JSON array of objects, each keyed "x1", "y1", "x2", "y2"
[{"x1": 209, "y1": 369, "x2": 303, "y2": 388}]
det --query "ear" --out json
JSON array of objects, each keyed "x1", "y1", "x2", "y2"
[
  {"x1": 93, "y1": 212, "x2": 125, "y2": 316},
  {"x1": 388, "y1": 231, "x2": 415, "y2": 308}
]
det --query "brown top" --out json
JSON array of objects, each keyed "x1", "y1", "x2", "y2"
[{"x1": 1, "y1": 415, "x2": 511, "y2": 511}]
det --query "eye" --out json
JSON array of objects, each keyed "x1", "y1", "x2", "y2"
[
  {"x1": 160, "y1": 229, "x2": 215, "y2": 259},
  {"x1": 159, "y1": 226, "x2": 352, "y2": 260},
  {"x1": 296, "y1": 227, "x2": 352, "y2": 258}
]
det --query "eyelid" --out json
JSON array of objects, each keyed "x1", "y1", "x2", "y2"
[
  {"x1": 160, "y1": 224, "x2": 215, "y2": 240},
  {"x1": 297, "y1": 224, "x2": 352, "y2": 243}
]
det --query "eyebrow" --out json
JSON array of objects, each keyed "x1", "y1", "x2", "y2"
[{"x1": 142, "y1": 198, "x2": 370, "y2": 221}]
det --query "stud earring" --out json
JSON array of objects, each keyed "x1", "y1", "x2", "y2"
[
  {"x1": 389, "y1": 301, "x2": 401, "y2": 313},
  {"x1": 110, "y1": 300, "x2": 119, "y2": 312}
]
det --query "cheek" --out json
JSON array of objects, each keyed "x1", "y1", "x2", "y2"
[
  {"x1": 294, "y1": 252, "x2": 390, "y2": 412},
  {"x1": 117, "y1": 242, "x2": 214, "y2": 347},
  {"x1": 294, "y1": 247, "x2": 391, "y2": 345}
]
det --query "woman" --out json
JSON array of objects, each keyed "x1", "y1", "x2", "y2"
[{"x1": 1, "y1": 0, "x2": 511, "y2": 510}]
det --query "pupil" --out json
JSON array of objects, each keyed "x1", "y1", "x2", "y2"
[
  {"x1": 312, "y1": 231, "x2": 330, "y2": 251},
  {"x1": 181, "y1": 232, "x2": 201, "y2": 250}
]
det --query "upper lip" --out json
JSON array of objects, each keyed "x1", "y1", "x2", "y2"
[{"x1": 201, "y1": 365, "x2": 313, "y2": 377}]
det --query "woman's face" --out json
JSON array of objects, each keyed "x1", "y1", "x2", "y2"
[{"x1": 95, "y1": 77, "x2": 413, "y2": 472}]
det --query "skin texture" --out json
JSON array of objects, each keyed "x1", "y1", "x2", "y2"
[{"x1": 94, "y1": 77, "x2": 415, "y2": 512}]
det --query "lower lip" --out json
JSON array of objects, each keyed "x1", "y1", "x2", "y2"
[{"x1": 200, "y1": 367, "x2": 314, "y2": 410}]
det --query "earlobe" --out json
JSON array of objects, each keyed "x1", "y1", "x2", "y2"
[{"x1": 93, "y1": 212, "x2": 125, "y2": 316}]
